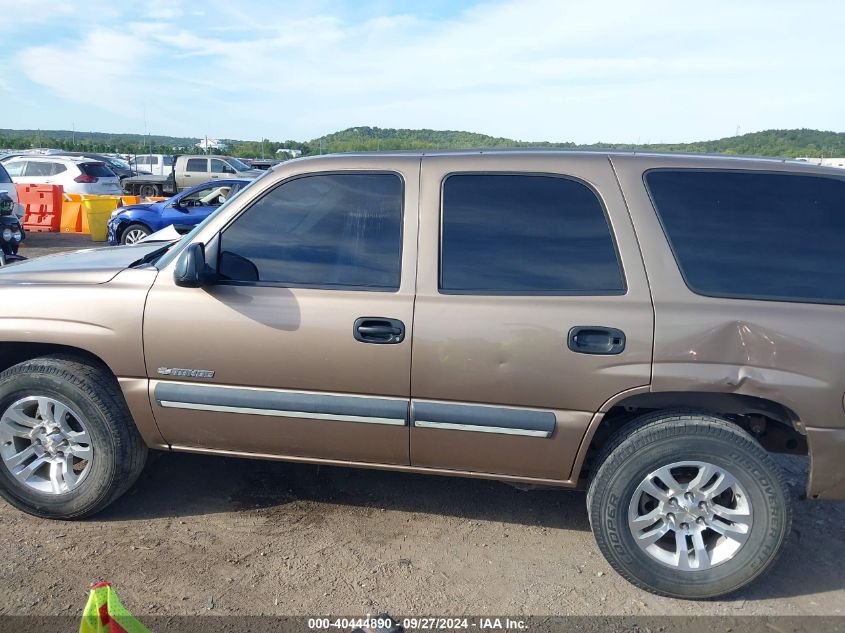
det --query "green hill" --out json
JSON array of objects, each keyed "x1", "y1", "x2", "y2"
[
  {"x1": 309, "y1": 127, "x2": 845, "y2": 157},
  {"x1": 2, "y1": 127, "x2": 844, "y2": 159}
]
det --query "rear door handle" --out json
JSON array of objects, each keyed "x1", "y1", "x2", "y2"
[
  {"x1": 354, "y1": 317, "x2": 405, "y2": 344},
  {"x1": 568, "y1": 326, "x2": 626, "y2": 355}
]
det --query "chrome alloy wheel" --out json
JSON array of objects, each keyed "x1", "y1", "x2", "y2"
[
  {"x1": 627, "y1": 461, "x2": 753, "y2": 571},
  {"x1": 122, "y1": 228, "x2": 148, "y2": 244},
  {"x1": 0, "y1": 396, "x2": 93, "y2": 494}
]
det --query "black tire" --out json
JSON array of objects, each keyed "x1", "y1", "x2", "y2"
[
  {"x1": 587, "y1": 410, "x2": 791, "y2": 599},
  {"x1": 120, "y1": 223, "x2": 151, "y2": 245},
  {"x1": 138, "y1": 184, "x2": 160, "y2": 198},
  {"x1": 0, "y1": 355, "x2": 147, "y2": 519}
]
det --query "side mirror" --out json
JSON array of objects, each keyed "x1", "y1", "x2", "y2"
[{"x1": 174, "y1": 242, "x2": 216, "y2": 287}]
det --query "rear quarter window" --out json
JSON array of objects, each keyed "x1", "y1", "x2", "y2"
[
  {"x1": 0, "y1": 164, "x2": 11, "y2": 183},
  {"x1": 645, "y1": 169, "x2": 845, "y2": 304}
]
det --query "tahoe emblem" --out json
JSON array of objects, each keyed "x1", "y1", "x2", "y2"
[{"x1": 157, "y1": 367, "x2": 215, "y2": 379}]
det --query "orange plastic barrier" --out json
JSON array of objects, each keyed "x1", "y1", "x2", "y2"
[
  {"x1": 142, "y1": 196, "x2": 168, "y2": 202},
  {"x1": 120, "y1": 195, "x2": 141, "y2": 206},
  {"x1": 16, "y1": 184, "x2": 63, "y2": 232},
  {"x1": 60, "y1": 193, "x2": 90, "y2": 234}
]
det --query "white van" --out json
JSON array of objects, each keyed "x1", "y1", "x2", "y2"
[{"x1": 128, "y1": 154, "x2": 175, "y2": 176}]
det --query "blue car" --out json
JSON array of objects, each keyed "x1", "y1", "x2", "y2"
[{"x1": 108, "y1": 178, "x2": 250, "y2": 245}]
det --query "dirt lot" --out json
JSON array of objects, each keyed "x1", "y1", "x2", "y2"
[{"x1": 0, "y1": 233, "x2": 843, "y2": 621}]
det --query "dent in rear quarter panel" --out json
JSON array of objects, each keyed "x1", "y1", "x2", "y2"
[{"x1": 611, "y1": 154, "x2": 845, "y2": 496}]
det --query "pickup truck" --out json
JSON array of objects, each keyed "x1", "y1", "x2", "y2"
[
  {"x1": 121, "y1": 154, "x2": 262, "y2": 197},
  {"x1": 0, "y1": 150, "x2": 843, "y2": 600}
]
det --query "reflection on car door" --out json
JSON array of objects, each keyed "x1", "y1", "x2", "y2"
[
  {"x1": 410, "y1": 154, "x2": 654, "y2": 481},
  {"x1": 143, "y1": 157, "x2": 420, "y2": 466}
]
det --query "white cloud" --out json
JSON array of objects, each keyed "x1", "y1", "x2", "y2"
[{"x1": 5, "y1": 0, "x2": 845, "y2": 142}]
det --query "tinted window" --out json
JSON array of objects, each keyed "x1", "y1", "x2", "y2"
[
  {"x1": 0, "y1": 164, "x2": 10, "y2": 184},
  {"x1": 218, "y1": 173, "x2": 403, "y2": 290},
  {"x1": 186, "y1": 158, "x2": 207, "y2": 172},
  {"x1": 24, "y1": 161, "x2": 54, "y2": 177},
  {"x1": 51, "y1": 163, "x2": 67, "y2": 175},
  {"x1": 440, "y1": 174, "x2": 624, "y2": 294},
  {"x1": 646, "y1": 170, "x2": 845, "y2": 304},
  {"x1": 211, "y1": 159, "x2": 233, "y2": 174},
  {"x1": 80, "y1": 162, "x2": 114, "y2": 178},
  {"x1": 163, "y1": 156, "x2": 174, "y2": 166}
]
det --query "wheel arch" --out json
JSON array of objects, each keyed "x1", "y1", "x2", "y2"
[
  {"x1": 0, "y1": 342, "x2": 164, "y2": 448},
  {"x1": 0, "y1": 342, "x2": 113, "y2": 377},
  {"x1": 574, "y1": 391, "x2": 808, "y2": 484},
  {"x1": 117, "y1": 219, "x2": 152, "y2": 243}
]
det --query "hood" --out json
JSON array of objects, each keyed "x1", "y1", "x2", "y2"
[
  {"x1": 239, "y1": 169, "x2": 264, "y2": 178},
  {"x1": 0, "y1": 242, "x2": 165, "y2": 284},
  {"x1": 115, "y1": 203, "x2": 157, "y2": 215}
]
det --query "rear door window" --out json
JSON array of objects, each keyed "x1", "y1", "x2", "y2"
[
  {"x1": 23, "y1": 161, "x2": 54, "y2": 177},
  {"x1": 186, "y1": 158, "x2": 208, "y2": 172},
  {"x1": 440, "y1": 174, "x2": 625, "y2": 294},
  {"x1": 645, "y1": 170, "x2": 845, "y2": 304}
]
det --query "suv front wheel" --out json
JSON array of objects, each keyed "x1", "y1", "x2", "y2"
[
  {"x1": 0, "y1": 355, "x2": 147, "y2": 519},
  {"x1": 587, "y1": 411, "x2": 792, "y2": 599}
]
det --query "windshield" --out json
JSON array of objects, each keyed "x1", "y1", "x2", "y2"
[
  {"x1": 226, "y1": 157, "x2": 252, "y2": 172},
  {"x1": 107, "y1": 157, "x2": 130, "y2": 170},
  {"x1": 154, "y1": 171, "x2": 272, "y2": 269}
]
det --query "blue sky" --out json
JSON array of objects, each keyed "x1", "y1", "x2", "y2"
[{"x1": 1, "y1": 0, "x2": 843, "y2": 143}]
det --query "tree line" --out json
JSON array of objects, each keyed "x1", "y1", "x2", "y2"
[{"x1": 2, "y1": 127, "x2": 844, "y2": 159}]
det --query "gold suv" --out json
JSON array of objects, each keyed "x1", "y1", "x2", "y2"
[{"x1": 0, "y1": 151, "x2": 843, "y2": 599}]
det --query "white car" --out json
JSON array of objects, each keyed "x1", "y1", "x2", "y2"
[
  {"x1": 0, "y1": 156, "x2": 123, "y2": 196},
  {"x1": 0, "y1": 162, "x2": 25, "y2": 218}
]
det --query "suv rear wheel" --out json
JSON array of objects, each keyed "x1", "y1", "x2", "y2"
[
  {"x1": 0, "y1": 355, "x2": 147, "y2": 519},
  {"x1": 587, "y1": 411, "x2": 791, "y2": 598}
]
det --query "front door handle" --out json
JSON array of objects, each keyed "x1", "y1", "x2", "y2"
[
  {"x1": 354, "y1": 317, "x2": 405, "y2": 344},
  {"x1": 568, "y1": 326, "x2": 626, "y2": 355}
]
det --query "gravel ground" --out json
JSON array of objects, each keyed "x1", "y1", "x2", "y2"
[{"x1": 0, "y1": 233, "x2": 843, "y2": 623}]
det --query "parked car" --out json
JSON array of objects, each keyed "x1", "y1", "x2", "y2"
[
  {"x1": 0, "y1": 162, "x2": 25, "y2": 219},
  {"x1": 243, "y1": 158, "x2": 282, "y2": 170},
  {"x1": 53, "y1": 152, "x2": 136, "y2": 180},
  {"x1": 0, "y1": 151, "x2": 843, "y2": 600},
  {"x1": 121, "y1": 155, "x2": 263, "y2": 197},
  {"x1": 127, "y1": 154, "x2": 174, "y2": 177},
  {"x1": 107, "y1": 178, "x2": 250, "y2": 245},
  {"x1": 0, "y1": 155, "x2": 122, "y2": 195}
]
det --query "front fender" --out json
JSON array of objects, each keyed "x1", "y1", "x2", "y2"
[{"x1": 0, "y1": 267, "x2": 157, "y2": 377}]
